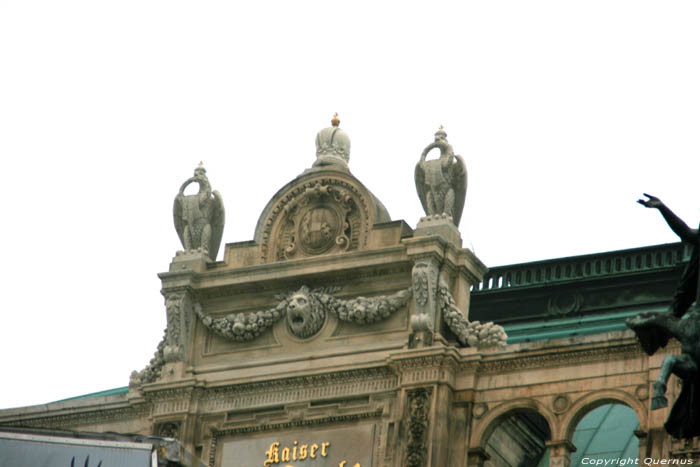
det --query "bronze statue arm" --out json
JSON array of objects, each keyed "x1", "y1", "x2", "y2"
[{"x1": 638, "y1": 193, "x2": 699, "y2": 243}]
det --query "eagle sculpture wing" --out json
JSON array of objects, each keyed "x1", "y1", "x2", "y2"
[
  {"x1": 450, "y1": 155, "x2": 468, "y2": 227},
  {"x1": 173, "y1": 194, "x2": 186, "y2": 249},
  {"x1": 414, "y1": 161, "x2": 429, "y2": 217},
  {"x1": 207, "y1": 190, "x2": 225, "y2": 261}
]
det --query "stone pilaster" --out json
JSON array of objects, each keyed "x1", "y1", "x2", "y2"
[
  {"x1": 159, "y1": 257, "x2": 205, "y2": 376},
  {"x1": 466, "y1": 447, "x2": 490, "y2": 467},
  {"x1": 409, "y1": 257, "x2": 440, "y2": 347},
  {"x1": 405, "y1": 217, "x2": 487, "y2": 347},
  {"x1": 163, "y1": 289, "x2": 195, "y2": 363},
  {"x1": 546, "y1": 440, "x2": 576, "y2": 467},
  {"x1": 405, "y1": 386, "x2": 433, "y2": 467}
]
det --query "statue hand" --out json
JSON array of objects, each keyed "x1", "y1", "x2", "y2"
[{"x1": 637, "y1": 193, "x2": 664, "y2": 209}]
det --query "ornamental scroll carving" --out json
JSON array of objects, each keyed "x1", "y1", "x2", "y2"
[
  {"x1": 260, "y1": 177, "x2": 373, "y2": 263},
  {"x1": 405, "y1": 387, "x2": 432, "y2": 467},
  {"x1": 196, "y1": 286, "x2": 412, "y2": 341}
]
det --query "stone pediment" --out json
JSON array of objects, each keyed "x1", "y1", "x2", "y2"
[{"x1": 254, "y1": 167, "x2": 390, "y2": 263}]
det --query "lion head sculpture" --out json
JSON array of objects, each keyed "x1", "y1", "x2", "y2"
[{"x1": 285, "y1": 286, "x2": 326, "y2": 339}]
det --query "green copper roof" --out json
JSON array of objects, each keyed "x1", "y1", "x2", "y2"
[
  {"x1": 504, "y1": 309, "x2": 655, "y2": 344},
  {"x1": 52, "y1": 386, "x2": 128, "y2": 403}
]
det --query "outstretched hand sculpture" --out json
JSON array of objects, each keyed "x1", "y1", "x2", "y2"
[
  {"x1": 626, "y1": 193, "x2": 700, "y2": 438},
  {"x1": 173, "y1": 163, "x2": 225, "y2": 260},
  {"x1": 414, "y1": 127, "x2": 467, "y2": 227}
]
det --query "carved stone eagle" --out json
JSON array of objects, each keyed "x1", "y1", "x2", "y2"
[
  {"x1": 173, "y1": 164, "x2": 225, "y2": 260},
  {"x1": 414, "y1": 128, "x2": 467, "y2": 227}
]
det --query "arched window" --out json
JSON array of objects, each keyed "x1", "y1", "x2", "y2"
[
  {"x1": 569, "y1": 403, "x2": 639, "y2": 464},
  {"x1": 482, "y1": 409, "x2": 551, "y2": 467}
]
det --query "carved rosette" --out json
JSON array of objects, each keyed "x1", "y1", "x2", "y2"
[
  {"x1": 405, "y1": 387, "x2": 432, "y2": 467},
  {"x1": 259, "y1": 175, "x2": 374, "y2": 262}
]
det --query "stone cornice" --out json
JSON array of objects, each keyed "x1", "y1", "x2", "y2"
[
  {"x1": 473, "y1": 340, "x2": 644, "y2": 375},
  {"x1": 387, "y1": 346, "x2": 463, "y2": 388},
  {"x1": 212, "y1": 410, "x2": 382, "y2": 437},
  {"x1": 166, "y1": 246, "x2": 412, "y2": 295},
  {"x1": 0, "y1": 404, "x2": 150, "y2": 430},
  {"x1": 199, "y1": 367, "x2": 397, "y2": 413}
]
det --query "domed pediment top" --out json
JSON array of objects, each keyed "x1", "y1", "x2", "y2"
[{"x1": 254, "y1": 167, "x2": 390, "y2": 263}]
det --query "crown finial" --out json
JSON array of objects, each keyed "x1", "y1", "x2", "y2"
[{"x1": 331, "y1": 113, "x2": 340, "y2": 127}]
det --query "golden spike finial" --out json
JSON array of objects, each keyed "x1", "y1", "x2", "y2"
[
  {"x1": 331, "y1": 113, "x2": 340, "y2": 127},
  {"x1": 198, "y1": 161, "x2": 204, "y2": 167}
]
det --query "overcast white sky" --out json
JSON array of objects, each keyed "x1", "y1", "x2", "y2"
[{"x1": 1, "y1": 1, "x2": 699, "y2": 410}]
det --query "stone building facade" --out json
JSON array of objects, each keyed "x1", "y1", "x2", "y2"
[{"x1": 1, "y1": 123, "x2": 698, "y2": 466}]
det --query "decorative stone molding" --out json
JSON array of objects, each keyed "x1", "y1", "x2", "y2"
[
  {"x1": 197, "y1": 286, "x2": 412, "y2": 342},
  {"x1": 636, "y1": 384, "x2": 650, "y2": 401},
  {"x1": 552, "y1": 394, "x2": 571, "y2": 414},
  {"x1": 163, "y1": 290, "x2": 195, "y2": 362},
  {"x1": 196, "y1": 294, "x2": 288, "y2": 342},
  {"x1": 410, "y1": 260, "x2": 439, "y2": 339},
  {"x1": 405, "y1": 387, "x2": 432, "y2": 467},
  {"x1": 199, "y1": 368, "x2": 398, "y2": 413},
  {"x1": 390, "y1": 354, "x2": 459, "y2": 387},
  {"x1": 1, "y1": 406, "x2": 150, "y2": 430},
  {"x1": 143, "y1": 387, "x2": 196, "y2": 417},
  {"x1": 472, "y1": 403, "x2": 488, "y2": 419},
  {"x1": 259, "y1": 175, "x2": 375, "y2": 262},
  {"x1": 478, "y1": 342, "x2": 643, "y2": 374}
]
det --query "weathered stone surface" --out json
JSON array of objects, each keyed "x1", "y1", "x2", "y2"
[
  {"x1": 5, "y1": 127, "x2": 697, "y2": 466},
  {"x1": 313, "y1": 113, "x2": 350, "y2": 168},
  {"x1": 173, "y1": 164, "x2": 225, "y2": 261},
  {"x1": 415, "y1": 127, "x2": 467, "y2": 227}
]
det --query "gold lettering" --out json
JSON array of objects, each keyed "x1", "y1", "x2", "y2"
[
  {"x1": 264, "y1": 442, "x2": 280, "y2": 466},
  {"x1": 293, "y1": 440, "x2": 298, "y2": 460},
  {"x1": 310, "y1": 444, "x2": 319, "y2": 458},
  {"x1": 299, "y1": 445, "x2": 308, "y2": 460},
  {"x1": 281, "y1": 447, "x2": 290, "y2": 462},
  {"x1": 321, "y1": 442, "x2": 331, "y2": 457},
  {"x1": 339, "y1": 462, "x2": 347, "y2": 467}
]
